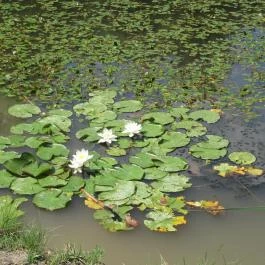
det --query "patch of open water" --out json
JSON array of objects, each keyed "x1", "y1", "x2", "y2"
[{"x1": 0, "y1": 91, "x2": 264, "y2": 265}]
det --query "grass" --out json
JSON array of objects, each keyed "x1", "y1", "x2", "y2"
[{"x1": 0, "y1": 201, "x2": 104, "y2": 265}]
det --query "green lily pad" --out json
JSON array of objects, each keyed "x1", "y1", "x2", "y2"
[
  {"x1": 38, "y1": 176, "x2": 68, "y2": 188},
  {"x1": 98, "y1": 180, "x2": 135, "y2": 201},
  {"x1": 76, "y1": 127, "x2": 101, "y2": 142},
  {"x1": 144, "y1": 211, "x2": 185, "y2": 232},
  {"x1": 172, "y1": 120, "x2": 207, "y2": 137},
  {"x1": 189, "y1": 135, "x2": 229, "y2": 160},
  {"x1": 118, "y1": 138, "x2": 133, "y2": 149},
  {"x1": 38, "y1": 115, "x2": 71, "y2": 133},
  {"x1": 62, "y1": 176, "x2": 85, "y2": 192},
  {"x1": 170, "y1": 107, "x2": 190, "y2": 119},
  {"x1": 142, "y1": 123, "x2": 164, "y2": 137},
  {"x1": 91, "y1": 110, "x2": 117, "y2": 124},
  {"x1": 25, "y1": 137, "x2": 51, "y2": 148},
  {"x1": 37, "y1": 144, "x2": 69, "y2": 160},
  {"x1": 113, "y1": 100, "x2": 143, "y2": 112},
  {"x1": 74, "y1": 102, "x2": 107, "y2": 117},
  {"x1": 4, "y1": 152, "x2": 34, "y2": 175},
  {"x1": 189, "y1": 110, "x2": 220, "y2": 123},
  {"x1": 0, "y1": 170, "x2": 16, "y2": 188},
  {"x1": 142, "y1": 112, "x2": 174, "y2": 125},
  {"x1": 8, "y1": 104, "x2": 41, "y2": 118},
  {"x1": 10, "y1": 123, "x2": 39, "y2": 135},
  {"x1": 0, "y1": 151, "x2": 20, "y2": 164},
  {"x1": 151, "y1": 174, "x2": 191, "y2": 192},
  {"x1": 158, "y1": 156, "x2": 188, "y2": 172},
  {"x1": 48, "y1": 109, "x2": 73, "y2": 117},
  {"x1": 11, "y1": 177, "x2": 44, "y2": 195},
  {"x1": 113, "y1": 164, "x2": 145, "y2": 181},
  {"x1": 89, "y1": 90, "x2": 117, "y2": 105},
  {"x1": 228, "y1": 151, "x2": 256, "y2": 165},
  {"x1": 159, "y1": 132, "x2": 190, "y2": 151},
  {"x1": 33, "y1": 189, "x2": 73, "y2": 211},
  {"x1": 106, "y1": 147, "x2": 126, "y2": 156},
  {"x1": 129, "y1": 152, "x2": 157, "y2": 168},
  {"x1": 0, "y1": 136, "x2": 11, "y2": 150},
  {"x1": 144, "y1": 167, "x2": 167, "y2": 180},
  {"x1": 9, "y1": 135, "x2": 26, "y2": 147},
  {"x1": 22, "y1": 161, "x2": 53, "y2": 178}
]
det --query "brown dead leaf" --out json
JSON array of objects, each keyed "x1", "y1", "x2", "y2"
[{"x1": 125, "y1": 214, "x2": 139, "y2": 228}]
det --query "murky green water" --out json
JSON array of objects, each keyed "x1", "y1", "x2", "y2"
[{"x1": 1, "y1": 93, "x2": 265, "y2": 265}]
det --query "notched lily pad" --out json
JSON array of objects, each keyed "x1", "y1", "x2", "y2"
[
  {"x1": 142, "y1": 112, "x2": 174, "y2": 125},
  {"x1": 8, "y1": 104, "x2": 41, "y2": 118},
  {"x1": 11, "y1": 177, "x2": 44, "y2": 195},
  {"x1": 113, "y1": 100, "x2": 143, "y2": 112},
  {"x1": 142, "y1": 123, "x2": 164, "y2": 137},
  {"x1": 228, "y1": 151, "x2": 256, "y2": 165},
  {"x1": 0, "y1": 170, "x2": 16, "y2": 188},
  {"x1": 33, "y1": 189, "x2": 73, "y2": 211},
  {"x1": 189, "y1": 110, "x2": 220, "y2": 123}
]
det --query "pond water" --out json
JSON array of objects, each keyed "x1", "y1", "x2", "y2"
[{"x1": 0, "y1": 91, "x2": 265, "y2": 265}]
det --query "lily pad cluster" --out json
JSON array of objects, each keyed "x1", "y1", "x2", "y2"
[{"x1": 0, "y1": 91, "x2": 261, "y2": 232}]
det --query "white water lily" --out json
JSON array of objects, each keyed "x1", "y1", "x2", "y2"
[
  {"x1": 122, "y1": 121, "x2": 142, "y2": 137},
  {"x1": 98, "y1": 128, "x2": 117, "y2": 144},
  {"x1": 69, "y1": 149, "x2": 93, "y2": 174}
]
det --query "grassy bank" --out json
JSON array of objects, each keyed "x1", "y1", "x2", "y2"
[{"x1": 0, "y1": 195, "x2": 104, "y2": 265}]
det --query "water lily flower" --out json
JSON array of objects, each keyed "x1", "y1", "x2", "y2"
[
  {"x1": 98, "y1": 128, "x2": 117, "y2": 144},
  {"x1": 69, "y1": 149, "x2": 93, "y2": 174},
  {"x1": 122, "y1": 121, "x2": 142, "y2": 137}
]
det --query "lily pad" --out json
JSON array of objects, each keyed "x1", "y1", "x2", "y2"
[
  {"x1": 158, "y1": 156, "x2": 188, "y2": 172},
  {"x1": 98, "y1": 180, "x2": 135, "y2": 201},
  {"x1": 0, "y1": 151, "x2": 20, "y2": 164},
  {"x1": 74, "y1": 102, "x2": 107, "y2": 117},
  {"x1": 113, "y1": 164, "x2": 145, "y2": 181},
  {"x1": 189, "y1": 110, "x2": 220, "y2": 123},
  {"x1": 48, "y1": 109, "x2": 72, "y2": 117},
  {"x1": 144, "y1": 211, "x2": 186, "y2": 232},
  {"x1": 172, "y1": 120, "x2": 207, "y2": 137},
  {"x1": 144, "y1": 167, "x2": 167, "y2": 180},
  {"x1": 151, "y1": 174, "x2": 191, "y2": 192},
  {"x1": 37, "y1": 144, "x2": 69, "y2": 160},
  {"x1": 8, "y1": 104, "x2": 41, "y2": 118},
  {"x1": 11, "y1": 177, "x2": 44, "y2": 195},
  {"x1": 142, "y1": 123, "x2": 164, "y2": 137},
  {"x1": 33, "y1": 189, "x2": 73, "y2": 211},
  {"x1": 142, "y1": 112, "x2": 174, "y2": 125},
  {"x1": 106, "y1": 147, "x2": 126, "y2": 156},
  {"x1": 76, "y1": 127, "x2": 101, "y2": 142},
  {"x1": 113, "y1": 100, "x2": 143, "y2": 112},
  {"x1": 4, "y1": 152, "x2": 34, "y2": 175},
  {"x1": 213, "y1": 163, "x2": 239, "y2": 177},
  {"x1": 22, "y1": 161, "x2": 53, "y2": 178},
  {"x1": 0, "y1": 170, "x2": 16, "y2": 188},
  {"x1": 170, "y1": 107, "x2": 190, "y2": 119},
  {"x1": 0, "y1": 136, "x2": 11, "y2": 150},
  {"x1": 159, "y1": 132, "x2": 190, "y2": 151},
  {"x1": 62, "y1": 176, "x2": 85, "y2": 192},
  {"x1": 189, "y1": 135, "x2": 229, "y2": 160},
  {"x1": 38, "y1": 176, "x2": 67, "y2": 188},
  {"x1": 228, "y1": 151, "x2": 256, "y2": 165},
  {"x1": 129, "y1": 152, "x2": 156, "y2": 168}
]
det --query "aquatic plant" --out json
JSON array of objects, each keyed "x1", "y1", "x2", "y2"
[{"x1": 0, "y1": 90, "x2": 263, "y2": 232}]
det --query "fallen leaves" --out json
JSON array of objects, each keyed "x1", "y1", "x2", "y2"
[{"x1": 186, "y1": 200, "x2": 224, "y2": 215}]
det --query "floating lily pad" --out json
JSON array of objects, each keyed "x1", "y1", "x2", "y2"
[
  {"x1": 189, "y1": 135, "x2": 229, "y2": 160},
  {"x1": 89, "y1": 90, "x2": 117, "y2": 105},
  {"x1": 142, "y1": 112, "x2": 174, "y2": 125},
  {"x1": 151, "y1": 174, "x2": 191, "y2": 192},
  {"x1": 4, "y1": 152, "x2": 34, "y2": 175},
  {"x1": 106, "y1": 147, "x2": 126, "y2": 156},
  {"x1": 10, "y1": 123, "x2": 39, "y2": 135},
  {"x1": 8, "y1": 104, "x2": 41, "y2": 118},
  {"x1": 159, "y1": 132, "x2": 190, "y2": 151},
  {"x1": 9, "y1": 135, "x2": 26, "y2": 147},
  {"x1": 25, "y1": 137, "x2": 50, "y2": 148},
  {"x1": 62, "y1": 176, "x2": 85, "y2": 192},
  {"x1": 74, "y1": 102, "x2": 107, "y2": 117},
  {"x1": 0, "y1": 170, "x2": 16, "y2": 188},
  {"x1": 91, "y1": 110, "x2": 117, "y2": 124},
  {"x1": 189, "y1": 110, "x2": 220, "y2": 123},
  {"x1": 213, "y1": 163, "x2": 239, "y2": 177},
  {"x1": 48, "y1": 109, "x2": 72, "y2": 117},
  {"x1": 144, "y1": 168, "x2": 167, "y2": 180},
  {"x1": 113, "y1": 164, "x2": 145, "y2": 181},
  {"x1": 33, "y1": 189, "x2": 73, "y2": 211},
  {"x1": 144, "y1": 211, "x2": 186, "y2": 232},
  {"x1": 37, "y1": 144, "x2": 69, "y2": 160},
  {"x1": 228, "y1": 152, "x2": 256, "y2": 165},
  {"x1": 170, "y1": 107, "x2": 190, "y2": 119},
  {"x1": 38, "y1": 176, "x2": 67, "y2": 188},
  {"x1": 76, "y1": 127, "x2": 101, "y2": 142},
  {"x1": 158, "y1": 156, "x2": 188, "y2": 172},
  {"x1": 0, "y1": 136, "x2": 11, "y2": 150},
  {"x1": 172, "y1": 120, "x2": 207, "y2": 137},
  {"x1": 98, "y1": 180, "x2": 135, "y2": 201},
  {"x1": 11, "y1": 177, "x2": 44, "y2": 195},
  {"x1": 38, "y1": 115, "x2": 71, "y2": 133},
  {"x1": 0, "y1": 151, "x2": 20, "y2": 164},
  {"x1": 142, "y1": 123, "x2": 164, "y2": 137},
  {"x1": 22, "y1": 161, "x2": 53, "y2": 178},
  {"x1": 118, "y1": 138, "x2": 133, "y2": 149},
  {"x1": 129, "y1": 152, "x2": 156, "y2": 168},
  {"x1": 113, "y1": 100, "x2": 143, "y2": 112}
]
